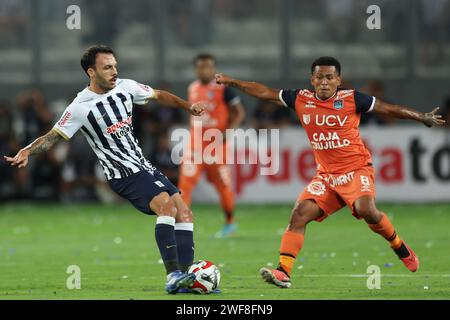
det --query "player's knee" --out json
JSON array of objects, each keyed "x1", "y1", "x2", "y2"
[
  {"x1": 177, "y1": 209, "x2": 194, "y2": 223},
  {"x1": 290, "y1": 202, "x2": 315, "y2": 227},
  {"x1": 354, "y1": 201, "x2": 381, "y2": 223},
  {"x1": 150, "y1": 192, "x2": 178, "y2": 217}
]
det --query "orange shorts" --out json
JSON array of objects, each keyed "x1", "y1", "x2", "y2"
[
  {"x1": 179, "y1": 161, "x2": 232, "y2": 188},
  {"x1": 299, "y1": 165, "x2": 376, "y2": 222},
  {"x1": 179, "y1": 141, "x2": 232, "y2": 188}
]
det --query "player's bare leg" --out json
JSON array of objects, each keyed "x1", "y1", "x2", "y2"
[
  {"x1": 150, "y1": 192, "x2": 195, "y2": 293},
  {"x1": 178, "y1": 163, "x2": 202, "y2": 207},
  {"x1": 209, "y1": 165, "x2": 236, "y2": 238},
  {"x1": 260, "y1": 199, "x2": 324, "y2": 288},
  {"x1": 354, "y1": 196, "x2": 419, "y2": 272}
]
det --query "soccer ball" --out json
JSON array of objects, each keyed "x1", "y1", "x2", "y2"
[{"x1": 188, "y1": 260, "x2": 221, "y2": 294}]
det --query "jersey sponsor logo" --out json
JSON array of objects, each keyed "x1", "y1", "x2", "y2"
[
  {"x1": 311, "y1": 132, "x2": 351, "y2": 150},
  {"x1": 106, "y1": 116, "x2": 133, "y2": 134},
  {"x1": 305, "y1": 101, "x2": 316, "y2": 108},
  {"x1": 333, "y1": 100, "x2": 344, "y2": 110},
  {"x1": 303, "y1": 114, "x2": 311, "y2": 125},
  {"x1": 58, "y1": 111, "x2": 72, "y2": 126},
  {"x1": 207, "y1": 91, "x2": 215, "y2": 99},
  {"x1": 306, "y1": 181, "x2": 326, "y2": 196},
  {"x1": 315, "y1": 115, "x2": 347, "y2": 127},
  {"x1": 323, "y1": 171, "x2": 355, "y2": 187}
]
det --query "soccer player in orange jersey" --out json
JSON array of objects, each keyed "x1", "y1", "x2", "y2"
[
  {"x1": 215, "y1": 56, "x2": 445, "y2": 288},
  {"x1": 178, "y1": 54, "x2": 245, "y2": 238}
]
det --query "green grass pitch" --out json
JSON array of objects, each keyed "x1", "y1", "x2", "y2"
[{"x1": 0, "y1": 203, "x2": 449, "y2": 300}]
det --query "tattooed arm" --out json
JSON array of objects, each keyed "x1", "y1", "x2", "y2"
[{"x1": 3, "y1": 129, "x2": 63, "y2": 168}]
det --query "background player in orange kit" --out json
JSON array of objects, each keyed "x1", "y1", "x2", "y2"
[
  {"x1": 178, "y1": 54, "x2": 245, "y2": 238},
  {"x1": 215, "y1": 56, "x2": 445, "y2": 288}
]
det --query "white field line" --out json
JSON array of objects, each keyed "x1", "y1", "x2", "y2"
[
  {"x1": 229, "y1": 274, "x2": 450, "y2": 278},
  {"x1": 301, "y1": 274, "x2": 450, "y2": 278}
]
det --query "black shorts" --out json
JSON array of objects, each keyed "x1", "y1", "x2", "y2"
[{"x1": 108, "y1": 169, "x2": 180, "y2": 215}]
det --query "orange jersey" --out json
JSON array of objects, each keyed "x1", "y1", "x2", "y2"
[
  {"x1": 280, "y1": 89, "x2": 376, "y2": 174},
  {"x1": 188, "y1": 80, "x2": 240, "y2": 133},
  {"x1": 187, "y1": 80, "x2": 240, "y2": 155}
]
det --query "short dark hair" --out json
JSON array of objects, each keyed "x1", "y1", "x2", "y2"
[
  {"x1": 311, "y1": 56, "x2": 341, "y2": 75},
  {"x1": 80, "y1": 45, "x2": 115, "y2": 76},
  {"x1": 193, "y1": 53, "x2": 216, "y2": 65}
]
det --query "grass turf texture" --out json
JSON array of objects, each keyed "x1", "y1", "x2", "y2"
[{"x1": 0, "y1": 203, "x2": 449, "y2": 300}]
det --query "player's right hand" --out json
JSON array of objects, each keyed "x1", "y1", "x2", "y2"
[
  {"x1": 423, "y1": 107, "x2": 446, "y2": 127},
  {"x1": 3, "y1": 148, "x2": 30, "y2": 168},
  {"x1": 215, "y1": 73, "x2": 232, "y2": 86}
]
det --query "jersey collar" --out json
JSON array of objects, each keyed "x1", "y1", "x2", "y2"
[{"x1": 314, "y1": 90, "x2": 338, "y2": 102}]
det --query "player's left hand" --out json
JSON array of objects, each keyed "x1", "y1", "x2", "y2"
[
  {"x1": 422, "y1": 107, "x2": 446, "y2": 127},
  {"x1": 3, "y1": 148, "x2": 30, "y2": 168},
  {"x1": 189, "y1": 102, "x2": 207, "y2": 116}
]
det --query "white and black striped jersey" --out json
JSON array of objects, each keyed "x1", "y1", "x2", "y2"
[{"x1": 53, "y1": 79, "x2": 157, "y2": 180}]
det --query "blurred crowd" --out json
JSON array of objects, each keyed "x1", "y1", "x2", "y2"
[{"x1": 1, "y1": 81, "x2": 449, "y2": 203}]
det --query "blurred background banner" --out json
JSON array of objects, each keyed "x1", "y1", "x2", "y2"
[
  {"x1": 0, "y1": 0, "x2": 449, "y2": 204},
  {"x1": 191, "y1": 127, "x2": 450, "y2": 203}
]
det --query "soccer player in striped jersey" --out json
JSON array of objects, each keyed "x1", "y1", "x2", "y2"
[
  {"x1": 4, "y1": 45, "x2": 207, "y2": 294},
  {"x1": 216, "y1": 57, "x2": 445, "y2": 288}
]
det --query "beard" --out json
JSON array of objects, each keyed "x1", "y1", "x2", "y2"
[{"x1": 97, "y1": 77, "x2": 115, "y2": 92}]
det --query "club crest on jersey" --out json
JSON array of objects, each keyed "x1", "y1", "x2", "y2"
[
  {"x1": 333, "y1": 100, "x2": 344, "y2": 110},
  {"x1": 207, "y1": 91, "x2": 215, "y2": 99},
  {"x1": 303, "y1": 114, "x2": 311, "y2": 125},
  {"x1": 306, "y1": 181, "x2": 326, "y2": 196}
]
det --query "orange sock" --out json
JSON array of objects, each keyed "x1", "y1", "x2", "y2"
[
  {"x1": 219, "y1": 186, "x2": 235, "y2": 224},
  {"x1": 278, "y1": 230, "x2": 304, "y2": 276},
  {"x1": 368, "y1": 213, "x2": 402, "y2": 249}
]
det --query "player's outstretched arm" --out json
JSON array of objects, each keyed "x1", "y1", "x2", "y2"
[
  {"x1": 215, "y1": 73, "x2": 282, "y2": 105},
  {"x1": 373, "y1": 100, "x2": 446, "y2": 128},
  {"x1": 3, "y1": 129, "x2": 62, "y2": 168},
  {"x1": 152, "y1": 89, "x2": 206, "y2": 116}
]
